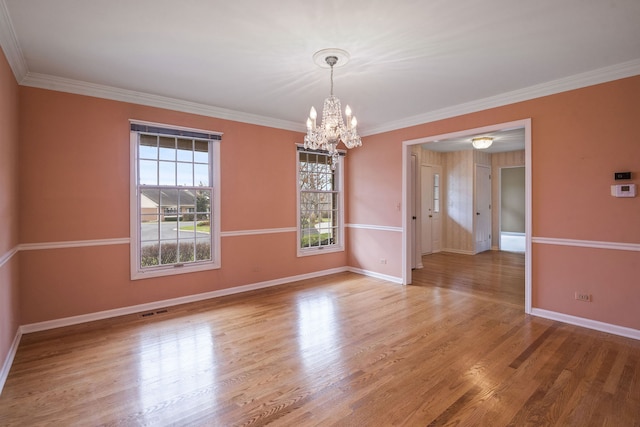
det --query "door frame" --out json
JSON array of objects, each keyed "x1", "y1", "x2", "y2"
[{"x1": 401, "y1": 118, "x2": 532, "y2": 314}]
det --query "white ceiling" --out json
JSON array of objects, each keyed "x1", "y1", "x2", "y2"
[
  {"x1": 2, "y1": 0, "x2": 640, "y2": 136},
  {"x1": 422, "y1": 128, "x2": 525, "y2": 154}
]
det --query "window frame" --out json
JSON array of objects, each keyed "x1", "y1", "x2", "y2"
[
  {"x1": 130, "y1": 121, "x2": 221, "y2": 280},
  {"x1": 296, "y1": 147, "x2": 345, "y2": 257}
]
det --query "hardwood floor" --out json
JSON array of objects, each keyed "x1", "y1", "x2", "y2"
[{"x1": 1, "y1": 252, "x2": 639, "y2": 426}]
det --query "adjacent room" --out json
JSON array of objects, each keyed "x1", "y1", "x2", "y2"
[{"x1": 1, "y1": 1, "x2": 639, "y2": 425}]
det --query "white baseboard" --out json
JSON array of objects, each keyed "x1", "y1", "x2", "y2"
[
  {"x1": 21, "y1": 267, "x2": 349, "y2": 334},
  {"x1": 501, "y1": 231, "x2": 525, "y2": 237},
  {"x1": 347, "y1": 267, "x2": 403, "y2": 284},
  {"x1": 0, "y1": 328, "x2": 22, "y2": 396},
  {"x1": 531, "y1": 308, "x2": 640, "y2": 341}
]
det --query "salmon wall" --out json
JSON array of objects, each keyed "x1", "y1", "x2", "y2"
[
  {"x1": 18, "y1": 87, "x2": 346, "y2": 324},
  {"x1": 0, "y1": 47, "x2": 20, "y2": 379},
  {"x1": 6, "y1": 58, "x2": 640, "y2": 336},
  {"x1": 348, "y1": 75, "x2": 640, "y2": 330}
]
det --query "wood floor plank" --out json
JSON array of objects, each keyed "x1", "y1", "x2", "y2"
[{"x1": 1, "y1": 252, "x2": 639, "y2": 426}]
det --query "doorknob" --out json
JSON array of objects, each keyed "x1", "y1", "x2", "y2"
[
  {"x1": 429, "y1": 215, "x2": 433, "y2": 218},
  {"x1": 476, "y1": 212, "x2": 480, "y2": 215},
  {"x1": 412, "y1": 216, "x2": 417, "y2": 220}
]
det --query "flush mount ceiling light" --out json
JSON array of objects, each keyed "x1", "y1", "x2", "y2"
[
  {"x1": 304, "y1": 48, "x2": 362, "y2": 168},
  {"x1": 471, "y1": 136, "x2": 493, "y2": 149}
]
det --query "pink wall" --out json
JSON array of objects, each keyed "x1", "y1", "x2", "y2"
[
  {"x1": 18, "y1": 88, "x2": 346, "y2": 324},
  {"x1": 7, "y1": 63, "x2": 640, "y2": 334},
  {"x1": 0, "y1": 47, "x2": 20, "y2": 375},
  {"x1": 348, "y1": 76, "x2": 640, "y2": 330}
]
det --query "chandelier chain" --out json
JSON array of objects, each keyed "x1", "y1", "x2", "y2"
[{"x1": 330, "y1": 64, "x2": 334, "y2": 96}]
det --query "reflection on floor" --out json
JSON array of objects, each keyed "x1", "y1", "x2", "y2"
[
  {"x1": 416, "y1": 251, "x2": 525, "y2": 307},
  {"x1": 500, "y1": 232, "x2": 525, "y2": 252}
]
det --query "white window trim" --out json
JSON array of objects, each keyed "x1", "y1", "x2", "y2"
[
  {"x1": 296, "y1": 147, "x2": 345, "y2": 257},
  {"x1": 129, "y1": 121, "x2": 221, "y2": 280}
]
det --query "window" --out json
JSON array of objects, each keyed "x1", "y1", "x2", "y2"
[
  {"x1": 433, "y1": 173, "x2": 440, "y2": 213},
  {"x1": 297, "y1": 148, "x2": 344, "y2": 256},
  {"x1": 130, "y1": 122, "x2": 221, "y2": 279}
]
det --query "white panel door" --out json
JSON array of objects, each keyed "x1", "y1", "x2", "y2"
[{"x1": 475, "y1": 165, "x2": 492, "y2": 253}]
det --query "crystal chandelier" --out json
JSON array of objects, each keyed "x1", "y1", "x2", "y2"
[{"x1": 304, "y1": 49, "x2": 361, "y2": 168}]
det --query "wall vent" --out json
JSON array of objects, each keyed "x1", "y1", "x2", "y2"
[{"x1": 139, "y1": 309, "x2": 169, "y2": 318}]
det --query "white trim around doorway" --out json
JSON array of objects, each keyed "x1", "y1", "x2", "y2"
[{"x1": 401, "y1": 118, "x2": 532, "y2": 314}]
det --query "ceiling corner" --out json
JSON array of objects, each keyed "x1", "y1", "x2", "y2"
[{"x1": 0, "y1": 0, "x2": 28, "y2": 82}]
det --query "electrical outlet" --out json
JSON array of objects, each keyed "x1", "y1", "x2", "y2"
[
  {"x1": 380, "y1": 259, "x2": 387, "y2": 264},
  {"x1": 575, "y1": 292, "x2": 592, "y2": 302}
]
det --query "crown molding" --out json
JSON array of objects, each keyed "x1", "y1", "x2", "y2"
[
  {"x1": 362, "y1": 58, "x2": 640, "y2": 136},
  {"x1": 0, "y1": 0, "x2": 27, "y2": 81},
  {"x1": 2, "y1": 0, "x2": 638, "y2": 136},
  {"x1": 20, "y1": 72, "x2": 307, "y2": 133},
  {"x1": 12, "y1": 59, "x2": 640, "y2": 138}
]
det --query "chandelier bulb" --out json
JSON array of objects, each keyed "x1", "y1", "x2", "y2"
[
  {"x1": 351, "y1": 116, "x2": 357, "y2": 128},
  {"x1": 309, "y1": 106, "x2": 317, "y2": 130},
  {"x1": 345, "y1": 105, "x2": 352, "y2": 117}
]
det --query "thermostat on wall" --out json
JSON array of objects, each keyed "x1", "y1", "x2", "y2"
[
  {"x1": 614, "y1": 172, "x2": 632, "y2": 180},
  {"x1": 611, "y1": 183, "x2": 636, "y2": 197}
]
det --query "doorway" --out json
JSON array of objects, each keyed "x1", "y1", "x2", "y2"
[
  {"x1": 499, "y1": 166, "x2": 526, "y2": 252},
  {"x1": 402, "y1": 119, "x2": 532, "y2": 314}
]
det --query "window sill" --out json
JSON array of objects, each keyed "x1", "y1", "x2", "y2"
[
  {"x1": 131, "y1": 261, "x2": 220, "y2": 280},
  {"x1": 297, "y1": 245, "x2": 344, "y2": 258}
]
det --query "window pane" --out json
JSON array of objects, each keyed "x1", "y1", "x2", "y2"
[
  {"x1": 194, "y1": 163, "x2": 209, "y2": 186},
  {"x1": 160, "y1": 189, "x2": 179, "y2": 240},
  {"x1": 140, "y1": 214, "x2": 159, "y2": 242},
  {"x1": 139, "y1": 160, "x2": 158, "y2": 185},
  {"x1": 159, "y1": 137, "x2": 176, "y2": 161},
  {"x1": 177, "y1": 163, "x2": 193, "y2": 186},
  {"x1": 160, "y1": 240, "x2": 179, "y2": 265},
  {"x1": 140, "y1": 188, "x2": 160, "y2": 222},
  {"x1": 159, "y1": 161, "x2": 176, "y2": 185},
  {"x1": 140, "y1": 242, "x2": 159, "y2": 268},
  {"x1": 177, "y1": 138, "x2": 193, "y2": 162},
  {"x1": 179, "y1": 189, "x2": 196, "y2": 211},
  {"x1": 139, "y1": 135, "x2": 158, "y2": 159},
  {"x1": 195, "y1": 190, "x2": 211, "y2": 218},
  {"x1": 194, "y1": 140, "x2": 208, "y2": 163},
  {"x1": 195, "y1": 238, "x2": 211, "y2": 261},
  {"x1": 178, "y1": 240, "x2": 196, "y2": 263},
  {"x1": 434, "y1": 173, "x2": 440, "y2": 213}
]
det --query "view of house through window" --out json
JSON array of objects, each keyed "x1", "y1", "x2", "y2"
[
  {"x1": 298, "y1": 150, "x2": 343, "y2": 254},
  {"x1": 131, "y1": 124, "x2": 221, "y2": 278}
]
